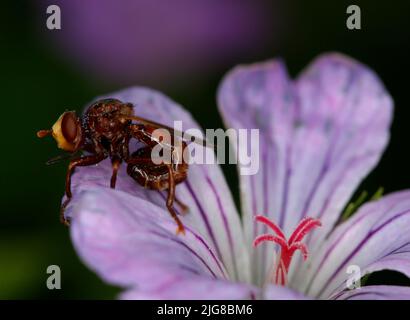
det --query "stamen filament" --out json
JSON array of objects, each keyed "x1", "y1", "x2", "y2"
[
  {"x1": 253, "y1": 234, "x2": 288, "y2": 248},
  {"x1": 288, "y1": 217, "x2": 322, "y2": 244},
  {"x1": 254, "y1": 215, "x2": 286, "y2": 240}
]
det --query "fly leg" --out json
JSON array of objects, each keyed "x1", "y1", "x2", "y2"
[
  {"x1": 126, "y1": 151, "x2": 186, "y2": 235},
  {"x1": 165, "y1": 164, "x2": 185, "y2": 235},
  {"x1": 110, "y1": 157, "x2": 122, "y2": 188},
  {"x1": 61, "y1": 154, "x2": 105, "y2": 226},
  {"x1": 156, "y1": 191, "x2": 189, "y2": 215},
  {"x1": 174, "y1": 194, "x2": 189, "y2": 215}
]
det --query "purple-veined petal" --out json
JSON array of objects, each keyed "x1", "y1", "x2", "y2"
[
  {"x1": 218, "y1": 59, "x2": 297, "y2": 286},
  {"x1": 290, "y1": 53, "x2": 392, "y2": 254},
  {"x1": 66, "y1": 87, "x2": 250, "y2": 286},
  {"x1": 69, "y1": 188, "x2": 227, "y2": 289},
  {"x1": 299, "y1": 191, "x2": 410, "y2": 299},
  {"x1": 334, "y1": 286, "x2": 410, "y2": 300},
  {"x1": 217, "y1": 53, "x2": 393, "y2": 285},
  {"x1": 120, "y1": 277, "x2": 258, "y2": 300},
  {"x1": 263, "y1": 285, "x2": 310, "y2": 300},
  {"x1": 363, "y1": 244, "x2": 410, "y2": 278}
]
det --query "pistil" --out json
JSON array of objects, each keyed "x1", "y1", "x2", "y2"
[{"x1": 253, "y1": 215, "x2": 321, "y2": 286}]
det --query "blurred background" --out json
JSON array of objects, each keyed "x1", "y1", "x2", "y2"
[{"x1": 0, "y1": 0, "x2": 409, "y2": 299}]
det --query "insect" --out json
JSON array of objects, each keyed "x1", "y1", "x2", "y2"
[{"x1": 37, "y1": 98, "x2": 206, "y2": 234}]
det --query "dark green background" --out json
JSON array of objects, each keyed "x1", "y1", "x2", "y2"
[{"x1": 1, "y1": 1, "x2": 409, "y2": 299}]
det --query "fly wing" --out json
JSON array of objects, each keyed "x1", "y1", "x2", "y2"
[
  {"x1": 45, "y1": 152, "x2": 80, "y2": 165},
  {"x1": 121, "y1": 115, "x2": 215, "y2": 149}
]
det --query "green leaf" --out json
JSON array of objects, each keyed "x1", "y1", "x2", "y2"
[
  {"x1": 341, "y1": 190, "x2": 368, "y2": 222},
  {"x1": 341, "y1": 187, "x2": 384, "y2": 222},
  {"x1": 370, "y1": 186, "x2": 384, "y2": 201}
]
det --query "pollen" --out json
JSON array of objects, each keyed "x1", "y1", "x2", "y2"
[{"x1": 253, "y1": 215, "x2": 321, "y2": 286}]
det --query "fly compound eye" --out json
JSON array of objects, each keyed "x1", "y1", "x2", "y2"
[
  {"x1": 51, "y1": 111, "x2": 79, "y2": 152},
  {"x1": 61, "y1": 111, "x2": 78, "y2": 143}
]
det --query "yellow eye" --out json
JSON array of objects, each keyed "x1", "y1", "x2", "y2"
[{"x1": 51, "y1": 112, "x2": 78, "y2": 152}]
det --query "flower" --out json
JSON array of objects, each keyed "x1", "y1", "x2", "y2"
[
  {"x1": 65, "y1": 53, "x2": 410, "y2": 299},
  {"x1": 40, "y1": 0, "x2": 275, "y2": 87}
]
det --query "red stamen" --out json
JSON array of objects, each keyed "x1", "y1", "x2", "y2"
[
  {"x1": 288, "y1": 217, "x2": 322, "y2": 244},
  {"x1": 253, "y1": 234, "x2": 288, "y2": 248},
  {"x1": 253, "y1": 215, "x2": 321, "y2": 286},
  {"x1": 289, "y1": 242, "x2": 308, "y2": 260},
  {"x1": 254, "y1": 215, "x2": 286, "y2": 240}
]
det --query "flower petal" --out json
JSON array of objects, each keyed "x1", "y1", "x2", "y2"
[
  {"x1": 67, "y1": 87, "x2": 250, "y2": 284},
  {"x1": 218, "y1": 59, "x2": 297, "y2": 285},
  {"x1": 120, "y1": 277, "x2": 258, "y2": 300},
  {"x1": 264, "y1": 285, "x2": 310, "y2": 300},
  {"x1": 291, "y1": 53, "x2": 392, "y2": 248},
  {"x1": 335, "y1": 286, "x2": 410, "y2": 300},
  {"x1": 300, "y1": 191, "x2": 410, "y2": 299},
  {"x1": 218, "y1": 53, "x2": 393, "y2": 284},
  {"x1": 69, "y1": 186, "x2": 256, "y2": 299}
]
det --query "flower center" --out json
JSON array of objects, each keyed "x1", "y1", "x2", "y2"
[{"x1": 253, "y1": 215, "x2": 321, "y2": 286}]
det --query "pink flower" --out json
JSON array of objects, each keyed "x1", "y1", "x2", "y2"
[
  {"x1": 65, "y1": 53, "x2": 410, "y2": 299},
  {"x1": 40, "y1": 0, "x2": 274, "y2": 86}
]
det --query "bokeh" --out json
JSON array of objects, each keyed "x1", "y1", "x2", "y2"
[{"x1": 1, "y1": 0, "x2": 409, "y2": 299}]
